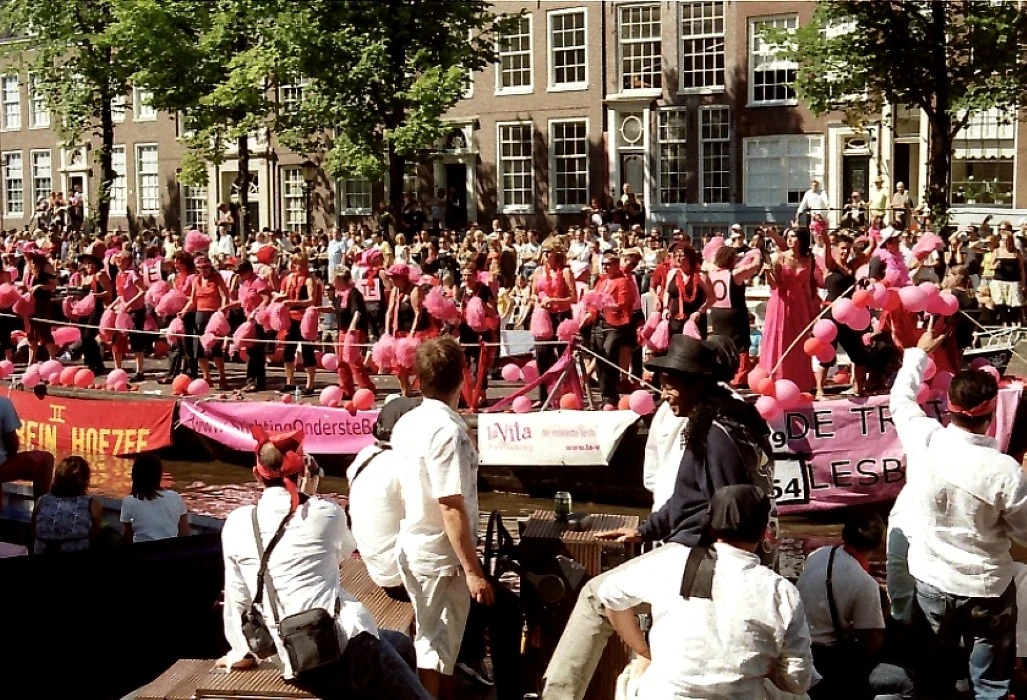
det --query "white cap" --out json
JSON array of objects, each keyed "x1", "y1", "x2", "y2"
[
  {"x1": 879, "y1": 226, "x2": 900, "y2": 242},
  {"x1": 730, "y1": 223, "x2": 742, "y2": 231}
]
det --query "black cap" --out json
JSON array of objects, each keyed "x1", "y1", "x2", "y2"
[
  {"x1": 374, "y1": 396, "x2": 422, "y2": 442},
  {"x1": 644, "y1": 335, "x2": 717, "y2": 378},
  {"x1": 702, "y1": 485, "x2": 770, "y2": 543}
]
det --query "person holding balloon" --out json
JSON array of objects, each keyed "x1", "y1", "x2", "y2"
[
  {"x1": 759, "y1": 227, "x2": 821, "y2": 392},
  {"x1": 530, "y1": 241, "x2": 578, "y2": 404},
  {"x1": 384, "y1": 263, "x2": 429, "y2": 397},
  {"x1": 182, "y1": 253, "x2": 230, "y2": 390},
  {"x1": 660, "y1": 243, "x2": 711, "y2": 339},
  {"x1": 329, "y1": 268, "x2": 375, "y2": 399},
  {"x1": 457, "y1": 263, "x2": 500, "y2": 406},
  {"x1": 222, "y1": 260, "x2": 272, "y2": 393},
  {"x1": 22, "y1": 252, "x2": 57, "y2": 365},
  {"x1": 276, "y1": 252, "x2": 319, "y2": 395},
  {"x1": 77, "y1": 252, "x2": 113, "y2": 375},
  {"x1": 813, "y1": 232, "x2": 876, "y2": 400},
  {"x1": 158, "y1": 251, "x2": 197, "y2": 384},
  {"x1": 112, "y1": 250, "x2": 152, "y2": 382}
]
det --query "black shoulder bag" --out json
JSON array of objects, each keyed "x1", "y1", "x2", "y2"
[
  {"x1": 240, "y1": 507, "x2": 344, "y2": 676},
  {"x1": 679, "y1": 545, "x2": 718, "y2": 600}
]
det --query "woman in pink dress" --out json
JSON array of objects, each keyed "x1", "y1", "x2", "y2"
[{"x1": 760, "y1": 227, "x2": 821, "y2": 391}]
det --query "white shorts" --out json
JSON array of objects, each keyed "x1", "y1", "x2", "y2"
[
  {"x1": 990, "y1": 279, "x2": 1023, "y2": 307},
  {"x1": 397, "y1": 550, "x2": 471, "y2": 675}
]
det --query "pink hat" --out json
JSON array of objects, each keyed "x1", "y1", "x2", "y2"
[
  {"x1": 363, "y1": 249, "x2": 384, "y2": 266},
  {"x1": 386, "y1": 263, "x2": 410, "y2": 278}
]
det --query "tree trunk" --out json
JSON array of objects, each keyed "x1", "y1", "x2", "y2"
[
  {"x1": 237, "y1": 134, "x2": 250, "y2": 239},
  {"x1": 97, "y1": 52, "x2": 115, "y2": 238},
  {"x1": 926, "y1": 112, "x2": 952, "y2": 223},
  {"x1": 388, "y1": 144, "x2": 405, "y2": 241}
]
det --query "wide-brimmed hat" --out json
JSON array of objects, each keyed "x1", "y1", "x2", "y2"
[
  {"x1": 77, "y1": 252, "x2": 102, "y2": 267},
  {"x1": 644, "y1": 335, "x2": 717, "y2": 378},
  {"x1": 386, "y1": 263, "x2": 410, "y2": 278},
  {"x1": 879, "y1": 226, "x2": 901, "y2": 243}
]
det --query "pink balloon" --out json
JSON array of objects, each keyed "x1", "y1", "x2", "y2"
[
  {"x1": 923, "y1": 357, "x2": 937, "y2": 381},
  {"x1": 106, "y1": 368, "x2": 129, "y2": 386},
  {"x1": 59, "y1": 366, "x2": 78, "y2": 386},
  {"x1": 53, "y1": 326, "x2": 81, "y2": 347},
  {"x1": 281, "y1": 393, "x2": 293, "y2": 404},
  {"x1": 981, "y1": 365, "x2": 1002, "y2": 383},
  {"x1": 21, "y1": 370, "x2": 40, "y2": 388},
  {"x1": 755, "y1": 395, "x2": 783, "y2": 421},
  {"x1": 113, "y1": 381, "x2": 129, "y2": 392},
  {"x1": 521, "y1": 361, "x2": 539, "y2": 383},
  {"x1": 970, "y1": 358, "x2": 990, "y2": 371},
  {"x1": 870, "y1": 283, "x2": 889, "y2": 309},
  {"x1": 353, "y1": 388, "x2": 375, "y2": 411},
  {"x1": 937, "y1": 291, "x2": 959, "y2": 316},
  {"x1": 0, "y1": 360, "x2": 11, "y2": 379},
  {"x1": 845, "y1": 306, "x2": 871, "y2": 331},
  {"x1": 898, "y1": 286, "x2": 928, "y2": 313},
  {"x1": 812, "y1": 319, "x2": 838, "y2": 343},
  {"x1": 187, "y1": 378, "x2": 210, "y2": 396},
  {"x1": 73, "y1": 368, "x2": 94, "y2": 389},
  {"x1": 916, "y1": 383, "x2": 931, "y2": 404},
  {"x1": 931, "y1": 370, "x2": 954, "y2": 393},
  {"x1": 46, "y1": 371, "x2": 60, "y2": 384},
  {"x1": 39, "y1": 359, "x2": 62, "y2": 378},
  {"x1": 775, "y1": 379, "x2": 802, "y2": 410},
  {"x1": 320, "y1": 385, "x2": 344, "y2": 406},
  {"x1": 918, "y1": 282, "x2": 940, "y2": 299},
  {"x1": 832, "y1": 298, "x2": 856, "y2": 324},
  {"x1": 512, "y1": 395, "x2": 533, "y2": 414},
  {"x1": 628, "y1": 390, "x2": 655, "y2": 415},
  {"x1": 321, "y1": 353, "x2": 339, "y2": 372},
  {"x1": 602, "y1": 403, "x2": 616, "y2": 411},
  {"x1": 501, "y1": 364, "x2": 522, "y2": 382},
  {"x1": 814, "y1": 344, "x2": 836, "y2": 365},
  {"x1": 884, "y1": 268, "x2": 901, "y2": 287}
]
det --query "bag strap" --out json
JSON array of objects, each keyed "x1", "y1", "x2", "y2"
[
  {"x1": 251, "y1": 505, "x2": 293, "y2": 626},
  {"x1": 349, "y1": 448, "x2": 387, "y2": 487},
  {"x1": 826, "y1": 545, "x2": 845, "y2": 641},
  {"x1": 679, "y1": 545, "x2": 717, "y2": 600}
]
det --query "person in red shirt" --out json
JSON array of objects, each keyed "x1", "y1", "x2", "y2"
[{"x1": 585, "y1": 252, "x2": 637, "y2": 408}]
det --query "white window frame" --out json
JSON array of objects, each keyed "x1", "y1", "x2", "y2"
[
  {"x1": 134, "y1": 87, "x2": 157, "y2": 121},
  {"x1": 135, "y1": 144, "x2": 160, "y2": 214},
  {"x1": 1, "y1": 76, "x2": 20, "y2": 131},
  {"x1": 547, "y1": 7, "x2": 588, "y2": 92},
  {"x1": 282, "y1": 167, "x2": 306, "y2": 232},
  {"x1": 496, "y1": 121, "x2": 534, "y2": 214},
  {"x1": 29, "y1": 149, "x2": 51, "y2": 207},
  {"x1": 182, "y1": 183, "x2": 208, "y2": 231},
  {"x1": 111, "y1": 93, "x2": 127, "y2": 124},
  {"x1": 495, "y1": 14, "x2": 533, "y2": 95},
  {"x1": 678, "y1": 1, "x2": 726, "y2": 94},
  {"x1": 280, "y1": 78, "x2": 307, "y2": 113},
  {"x1": 548, "y1": 118, "x2": 590, "y2": 212},
  {"x1": 618, "y1": 3, "x2": 663, "y2": 93},
  {"x1": 743, "y1": 135, "x2": 825, "y2": 206},
  {"x1": 110, "y1": 145, "x2": 127, "y2": 215},
  {"x1": 657, "y1": 109, "x2": 689, "y2": 206},
  {"x1": 748, "y1": 15, "x2": 799, "y2": 107},
  {"x1": 338, "y1": 177, "x2": 373, "y2": 216},
  {"x1": 699, "y1": 105, "x2": 731, "y2": 204},
  {"x1": 28, "y1": 75, "x2": 49, "y2": 129},
  {"x1": 2, "y1": 151, "x2": 23, "y2": 217}
]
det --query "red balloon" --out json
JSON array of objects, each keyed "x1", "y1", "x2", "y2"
[
  {"x1": 799, "y1": 392, "x2": 815, "y2": 404},
  {"x1": 171, "y1": 374, "x2": 191, "y2": 396},
  {"x1": 747, "y1": 367, "x2": 770, "y2": 392},
  {"x1": 881, "y1": 289, "x2": 902, "y2": 312},
  {"x1": 756, "y1": 377, "x2": 776, "y2": 397},
  {"x1": 803, "y1": 337, "x2": 823, "y2": 356},
  {"x1": 559, "y1": 393, "x2": 582, "y2": 410},
  {"x1": 852, "y1": 289, "x2": 873, "y2": 308},
  {"x1": 617, "y1": 394, "x2": 632, "y2": 410}
]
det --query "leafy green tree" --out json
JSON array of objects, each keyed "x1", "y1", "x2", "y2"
[
  {"x1": 0, "y1": 0, "x2": 132, "y2": 236},
  {"x1": 770, "y1": 0, "x2": 1027, "y2": 218},
  {"x1": 270, "y1": 0, "x2": 515, "y2": 219},
  {"x1": 113, "y1": 0, "x2": 283, "y2": 236}
]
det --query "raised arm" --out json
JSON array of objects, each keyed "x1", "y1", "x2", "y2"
[{"x1": 890, "y1": 326, "x2": 946, "y2": 453}]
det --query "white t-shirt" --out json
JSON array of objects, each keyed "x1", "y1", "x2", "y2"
[
  {"x1": 641, "y1": 402, "x2": 687, "y2": 512},
  {"x1": 346, "y1": 445, "x2": 404, "y2": 588},
  {"x1": 394, "y1": 398, "x2": 479, "y2": 576},
  {"x1": 119, "y1": 489, "x2": 188, "y2": 542},
  {"x1": 795, "y1": 546, "x2": 884, "y2": 645},
  {"x1": 0, "y1": 396, "x2": 20, "y2": 464}
]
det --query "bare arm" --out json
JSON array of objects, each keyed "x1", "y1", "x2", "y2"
[
  {"x1": 439, "y1": 494, "x2": 494, "y2": 604},
  {"x1": 3, "y1": 429, "x2": 18, "y2": 458},
  {"x1": 606, "y1": 606, "x2": 650, "y2": 659},
  {"x1": 177, "y1": 513, "x2": 191, "y2": 537}
]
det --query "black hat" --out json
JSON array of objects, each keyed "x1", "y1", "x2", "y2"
[
  {"x1": 702, "y1": 485, "x2": 770, "y2": 543},
  {"x1": 644, "y1": 335, "x2": 717, "y2": 378},
  {"x1": 373, "y1": 396, "x2": 422, "y2": 443},
  {"x1": 78, "y1": 252, "x2": 102, "y2": 267}
]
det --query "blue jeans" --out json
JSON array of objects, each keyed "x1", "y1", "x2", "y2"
[{"x1": 911, "y1": 578, "x2": 1016, "y2": 700}]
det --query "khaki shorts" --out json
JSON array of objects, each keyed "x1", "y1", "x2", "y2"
[
  {"x1": 990, "y1": 279, "x2": 1023, "y2": 307},
  {"x1": 397, "y1": 550, "x2": 471, "y2": 675}
]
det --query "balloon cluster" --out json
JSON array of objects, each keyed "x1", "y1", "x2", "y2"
[{"x1": 746, "y1": 367, "x2": 814, "y2": 420}]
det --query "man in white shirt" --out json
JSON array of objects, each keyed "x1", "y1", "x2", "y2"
[
  {"x1": 326, "y1": 228, "x2": 347, "y2": 283},
  {"x1": 393, "y1": 337, "x2": 494, "y2": 697},
  {"x1": 346, "y1": 397, "x2": 420, "y2": 596},
  {"x1": 890, "y1": 323, "x2": 1027, "y2": 699},
  {"x1": 220, "y1": 428, "x2": 430, "y2": 698},
  {"x1": 217, "y1": 226, "x2": 236, "y2": 258},
  {"x1": 598, "y1": 485, "x2": 814, "y2": 699},
  {"x1": 796, "y1": 180, "x2": 830, "y2": 227},
  {"x1": 0, "y1": 395, "x2": 54, "y2": 501}
]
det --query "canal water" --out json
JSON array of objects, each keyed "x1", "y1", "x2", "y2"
[{"x1": 79, "y1": 453, "x2": 847, "y2": 580}]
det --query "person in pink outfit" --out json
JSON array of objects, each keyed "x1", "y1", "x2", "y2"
[{"x1": 759, "y1": 227, "x2": 821, "y2": 392}]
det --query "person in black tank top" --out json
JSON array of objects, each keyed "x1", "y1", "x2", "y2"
[
  {"x1": 815, "y1": 232, "x2": 875, "y2": 399},
  {"x1": 707, "y1": 246, "x2": 762, "y2": 386},
  {"x1": 990, "y1": 233, "x2": 1025, "y2": 326}
]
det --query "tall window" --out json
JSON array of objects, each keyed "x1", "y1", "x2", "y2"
[
  {"x1": 111, "y1": 94, "x2": 127, "y2": 123},
  {"x1": 2, "y1": 76, "x2": 20, "y2": 130},
  {"x1": 30, "y1": 150, "x2": 51, "y2": 204},
  {"x1": 110, "y1": 146, "x2": 127, "y2": 214},
  {"x1": 749, "y1": 16, "x2": 798, "y2": 105},
  {"x1": 550, "y1": 119, "x2": 588, "y2": 210},
  {"x1": 183, "y1": 184, "x2": 208, "y2": 230},
  {"x1": 136, "y1": 145, "x2": 160, "y2": 213},
  {"x1": 134, "y1": 88, "x2": 157, "y2": 121},
  {"x1": 3, "y1": 152, "x2": 22, "y2": 216},
  {"x1": 619, "y1": 4, "x2": 662, "y2": 91},
  {"x1": 549, "y1": 9, "x2": 587, "y2": 90},
  {"x1": 679, "y1": 2, "x2": 725, "y2": 91},
  {"x1": 658, "y1": 110, "x2": 688, "y2": 204},
  {"x1": 497, "y1": 122, "x2": 534, "y2": 212},
  {"x1": 28, "y1": 76, "x2": 49, "y2": 128},
  {"x1": 744, "y1": 135, "x2": 824, "y2": 206},
  {"x1": 280, "y1": 78, "x2": 307, "y2": 112},
  {"x1": 339, "y1": 178, "x2": 372, "y2": 213},
  {"x1": 283, "y1": 168, "x2": 306, "y2": 231},
  {"x1": 700, "y1": 106, "x2": 731, "y2": 203},
  {"x1": 497, "y1": 15, "x2": 532, "y2": 93}
]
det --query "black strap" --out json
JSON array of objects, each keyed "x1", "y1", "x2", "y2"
[
  {"x1": 349, "y1": 447, "x2": 388, "y2": 487},
  {"x1": 826, "y1": 545, "x2": 845, "y2": 641},
  {"x1": 679, "y1": 545, "x2": 717, "y2": 600},
  {"x1": 251, "y1": 506, "x2": 294, "y2": 626}
]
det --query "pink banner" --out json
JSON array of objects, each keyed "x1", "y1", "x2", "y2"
[
  {"x1": 771, "y1": 386, "x2": 1023, "y2": 514},
  {"x1": 179, "y1": 400, "x2": 379, "y2": 455}
]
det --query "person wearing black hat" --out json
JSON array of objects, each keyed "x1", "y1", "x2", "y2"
[
  {"x1": 597, "y1": 486, "x2": 814, "y2": 698},
  {"x1": 77, "y1": 252, "x2": 113, "y2": 374},
  {"x1": 544, "y1": 334, "x2": 776, "y2": 700}
]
